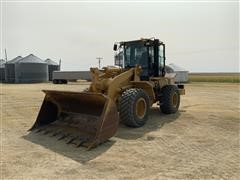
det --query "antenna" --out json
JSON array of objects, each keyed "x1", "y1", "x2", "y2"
[{"x1": 96, "y1": 57, "x2": 103, "y2": 69}]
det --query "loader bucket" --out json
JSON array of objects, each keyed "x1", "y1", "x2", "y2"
[{"x1": 30, "y1": 90, "x2": 119, "y2": 149}]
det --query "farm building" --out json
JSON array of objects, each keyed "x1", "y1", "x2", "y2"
[
  {"x1": 14, "y1": 54, "x2": 48, "y2": 83},
  {"x1": 45, "y1": 58, "x2": 60, "y2": 81},
  {"x1": 5, "y1": 56, "x2": 22, "y2": 83},
  {"x1": 165, "y1": 65, "x2": 174, "y2": 73},
  {"x1": 0, "y1": 59, "x2": 5, "y2": 82},
  {"x1": 167, "y1": 63, "x2": 189, "y2": 83}
]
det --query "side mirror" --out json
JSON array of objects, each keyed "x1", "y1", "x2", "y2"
[{"x1": 113, "y1": 44, "x2": 118, "y2": 51}]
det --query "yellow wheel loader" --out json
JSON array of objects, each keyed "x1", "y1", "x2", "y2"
[{"x1": 30, "y1": 38, "x2": 185, "y2": 149}]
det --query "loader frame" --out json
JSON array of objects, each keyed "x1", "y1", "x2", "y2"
[{"x1": 30, "y1": 38, "x2": 185, "y2": 149}]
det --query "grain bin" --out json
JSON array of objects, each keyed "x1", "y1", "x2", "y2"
[
  {"x1": 15, "y1": 54, "x2": 48, "y2": 83},
  {"x1": 45, "y1": 58, "x2": 60, "y2": 81},
  {"x1": 0, "y1": 59, "x2": 5, "y2": 82},
  {"x1": 5, "y1": 56, "x2": 22, "y2": 83}
]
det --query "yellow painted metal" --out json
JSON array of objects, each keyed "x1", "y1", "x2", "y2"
[{"x1": 31, "y1": 65, "x2": 185, "y2": 149}]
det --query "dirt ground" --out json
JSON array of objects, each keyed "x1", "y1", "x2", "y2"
[{"x1": 1, "y1": 82, "x2": 239, "y2": 179}]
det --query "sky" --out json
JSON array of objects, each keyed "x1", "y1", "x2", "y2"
[{"x1": 1, "y1": 1, "x2": 239, "y2": 72}]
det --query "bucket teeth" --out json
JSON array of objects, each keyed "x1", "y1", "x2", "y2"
[
  {"x1": 35, "y1": 128, "x2": 43, "y2": 133},
  {"x1": 76, "y1": 138, "x2": 88, "y2": 147},
  {"x1": 58, "y1": 134, "x2": 69, "y2": 140},
  {"x1": 51, "y1": 131, "x2": 62, "y2": 137},
  {"x1": 66, "y1": 136, "x2": 78, "y2": 144},
  {"x1": 43, "y1": 130, "x2": 52, "y2": 135},
  {"x1": 33, "y1": 126, "x2": 93, "y2": 148}
]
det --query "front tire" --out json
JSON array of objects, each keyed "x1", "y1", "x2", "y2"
[
  {"x1": 160, "y1": 85, "x2": 180, "y2": 114},
  {"x1": 119, "y1": 88, "x2": 150, "y2": 127}
]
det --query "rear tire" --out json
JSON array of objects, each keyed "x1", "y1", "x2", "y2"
[
  {"x1": 160, "y1": 85, "x2": 180, "y2": 114},
  {"x1": 53, "y1": 79, "x2": 58, "y2": 84},
  {"x1": 119, "y1": 88, "x2": 150, "y2": 127},
  {"x1": 62, "y1": 80, "x2": 68, "y2": 84}
]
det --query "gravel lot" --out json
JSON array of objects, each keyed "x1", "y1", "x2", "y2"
[{"x1": 1, "y1": 82, "x2": 239, "y2": 179}]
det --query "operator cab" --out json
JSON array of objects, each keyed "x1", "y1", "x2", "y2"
[{"x1": 114, "y1": 38, "x2": 166, "y2": 80}]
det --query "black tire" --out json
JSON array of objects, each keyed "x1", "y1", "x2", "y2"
[
  {"x1": 160, "y1": 85, "x2": 180, "y2": 114},
  {"x1": 53, "y1": 79, "x2": 58, "y2": 84},
  {"x1": 119, "y1": 88, "x2": 150, "y2": 127},
  {"x1": 58, "y1": 79, "x2": 67, "y2": 84},
  {"x1": 62, "y1": 80, "x2": 68, "y2": 84}
]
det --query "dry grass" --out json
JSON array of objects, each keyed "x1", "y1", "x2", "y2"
[{"x1": 189, "y1": 73, "x2": 240, "y2": 83}]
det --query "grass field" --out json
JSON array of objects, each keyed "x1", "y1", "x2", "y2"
[{"x1": 189, "y1": 73, "x2": 240, "y2": 83}]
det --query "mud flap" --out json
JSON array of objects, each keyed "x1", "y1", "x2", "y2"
[{"x1": 30, "y1": 90, "x2": 119, "y2": 149}]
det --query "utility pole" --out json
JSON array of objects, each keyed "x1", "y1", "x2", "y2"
[
  {"x1": 96, "y1": 57, "x2": 103, "y2": 69},
  {"x1": 59, "y1": 59, "x2": 61, "y2": 70},
  {"x1": 4, "y1": 48, "x2": 8, "y2": 62},
  {"x1": 4, "y1": 49, "x2": 8, "y2": 81}
]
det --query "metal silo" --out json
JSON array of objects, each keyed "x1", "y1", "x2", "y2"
[
  {"x1": 5, "y1": 56, "x2": 22, "y2": 83},
  {"x1": 15, "y1": 54, "x2": 48, "y2": 83},
  {"x1": 45, "y1": 58, "x2": 60, "y2": 81},
  {"x1": 0, "y1": 59, "x2": 5, "y2": 82}
]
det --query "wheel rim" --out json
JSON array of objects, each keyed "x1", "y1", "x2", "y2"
[
  {"x1": 135, "y1": 97, "x2": 147, "y2": 119},
  {"x1": 172, "y1": 92, "x2": 178, "y2": 108}
]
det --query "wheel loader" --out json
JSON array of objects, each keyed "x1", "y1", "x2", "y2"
[{"x1": 30, "y1": 38, "x2": 185, "y2": 149}]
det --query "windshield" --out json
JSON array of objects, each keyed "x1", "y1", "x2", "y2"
[{"x1": 124, "y1": 43, "x2": 148, "y2": 68}]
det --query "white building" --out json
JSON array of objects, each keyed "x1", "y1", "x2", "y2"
[{"x1": 166, "y1": 63, "x2": 189, "y2": 83}]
